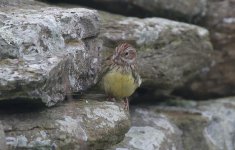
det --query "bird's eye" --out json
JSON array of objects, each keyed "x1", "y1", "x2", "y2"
[{"x1": 125, "y1": 52, "x2": 129, "y2": 56}]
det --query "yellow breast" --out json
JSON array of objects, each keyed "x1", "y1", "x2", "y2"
[{"x1": 102, "y1": 69, "x2": 137, "y2": 99}]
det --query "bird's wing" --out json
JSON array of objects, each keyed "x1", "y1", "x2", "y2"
[
  {"x1": 95, "y1": 55, "x2": 113, "y2": 85},
  {"x1": 131, "y1": 64, "x2": 142, "y2": 87},
  {"x1": 132, "y1": 70, "x2": 142, "y2": 87}
]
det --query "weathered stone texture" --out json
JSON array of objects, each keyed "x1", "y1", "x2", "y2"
[
  {"x1": 113, "y1": 97, "x2": 235, "y2": 150},
  {"x1": 1, "y1": 100, "x2": 130, "y2": 149},
  {"x1": 0, "y1": 7, "x2": 101, "y2": 106},
  {"x1": 100, "y1": 11, "x2": 213, "y2": 95}
]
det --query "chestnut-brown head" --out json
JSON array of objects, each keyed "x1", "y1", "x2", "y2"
[{"x1": 112, "y1": 43, "x2": 137, "y2": 66}]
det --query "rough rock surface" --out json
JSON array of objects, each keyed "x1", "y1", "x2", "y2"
[
  {"x1": 100, "y1": 11, "x2": 213, "y2": 96},
  {"x1": 112, "y1": 97, "x2": 235, "y2": 150},
  {"x1": 204, "y1": 0, "x2": 235, "y2": 51},
  {"x1": 198, "y1": 98, "x2": 235, "y2": 150},
  {"x1": 112, "y1": 108, "x2": 183, "y2": 150},
  {"x1": 174, "y1": 0, "x2": 235, "y2": 99},
  {"x1": 43, "y1": 0, "x2": 207, "y2": 22},
  {"x1": 0, "y1": 0, "x2": 47, "y2": 8},
  {"x1": 0, "y1": 100, "x2": 130, "y2": 149},
  {"x1": 0, "y1": 121, "x2": 6, "y2": 149},
  {"x1": 0, "y1": 6, "x2": 101, "y2": 106}
]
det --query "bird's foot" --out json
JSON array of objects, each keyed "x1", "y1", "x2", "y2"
[{"x1": 124, "y1": 97, "x2": 129, "y2": 111}]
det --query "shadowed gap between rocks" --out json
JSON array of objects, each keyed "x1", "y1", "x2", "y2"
[{"x1": 0, "y1": 98, "x2": 46, "y2": 114}]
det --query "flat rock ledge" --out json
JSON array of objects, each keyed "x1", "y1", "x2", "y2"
[
  {"x1": 112, "y1": 97, "x2": 235, "y2": 150},
  {"x1": 0, "y1": 7, "x2": 101, "y2": 106},
  {"x1": 0, "y1": 100, "x2": 130, "y2": 149},
  {"x1": 112, "y1": 108, "x2": 183, "y2": 150}
]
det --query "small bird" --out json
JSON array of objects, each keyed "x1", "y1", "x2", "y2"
[{"x1": 101, "y1": 43, "x2": 141, "y2": 110}]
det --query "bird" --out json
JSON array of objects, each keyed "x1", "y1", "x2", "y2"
[{"x1": 101, "y1": 43, "x2": 141, "y2": 110}]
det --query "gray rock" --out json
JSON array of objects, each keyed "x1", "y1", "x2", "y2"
[
  {"x1": 133, "y1": 0, "x2": 207, "y2": 20},
  {"x1": 0, "y1": 0, "x2": 45, "y2": 7},
  {"x1": 1, "y1": 100, "x2": 130, "y2": 149},
  {"x1": 162, "y1": 105, "x2": 210, "y2": 150},
  {"x1": 112, "y1": 108, "x2": 183, "y2": 150},
  {"x1": 0, "y1": 6, "x2": 101, "y2": 106},
  {"x1": 174, "y1": 0, "x2": 235, "y2": 100},
  {"x1": 0, "y1": 121, "x2": 6, "y2": 150},
  {"x1": 44, "y1": 0, "x2": 207, "y2": 22},
  {"x1": 199, "y1": 98, "x2": 235, "y2": 150},
  {"x1": 119, "y1": 97, "x2": 235, "y2": 150},
  {"x1": 100, "y1": 12, "x2": 213, "y2": 95},
  {"x1": 159, "y1": 98, "x2": 235, "y2": 150}
]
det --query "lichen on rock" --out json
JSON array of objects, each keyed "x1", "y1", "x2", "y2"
[
  {"x1": 0, "y1": 6, "x2": 101, "y2": 106},
  {"x1": 1, "y1": 100, "x2": 130, "y2": 149}
]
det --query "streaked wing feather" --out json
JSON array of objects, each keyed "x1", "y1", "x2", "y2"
[
  {"x1": 132, "y1": 70, "x2": 142, "y2": 87},
  {"x1": 95, "y1": 55, "x2": 113, "y2": 87}
]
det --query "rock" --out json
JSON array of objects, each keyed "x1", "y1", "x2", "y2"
[
  {"x1": 130, "y1": 0, "x2": 207, "y2": 22},
  {"x1": 162, "y1": 98, "x2": 235, "y2": 150},
  {"x1": 114, "y1": 97, "x2": 235, "y2": 150},
  {"x1": 0, "y1": 99, "x2": 130, "y2": 149},
  {"x1": 198, "y1": 97, "x2": 235, "y2": 150},
  {"x1": 0, "y1": 4, "x2": 101, "y2": 106},
  {"x1": 41, "y1": 0, "x2": 207, "y2": 22},
  {"x1": 112, "y1": 108, "x2": 183, "y2": 150},
  {"x1": 173, "y1": 0, "x2": 235, "y2": 99},
  {"x1": 173, "y1": 60, "x2": 235, "y2": 99},
  {"x1": 164, "y1": 106, "x2": 210, "y2": 150},
  {"x1": 0, "y1": 121, "x2": 6, "y2": 149},
  {"x1": 0, "y1": 0, "x2": 46, "y2": 7},
  {"x1": 203, "y1": 0, "x2": 235, "y2": 51},
  {"x1": 99, "y1": 11, "x2": 213, "y2": 96}
]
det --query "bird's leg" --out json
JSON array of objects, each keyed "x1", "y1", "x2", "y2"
[{"x1": 124, "y1": 97, "x2": 129, "y2": 111}]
